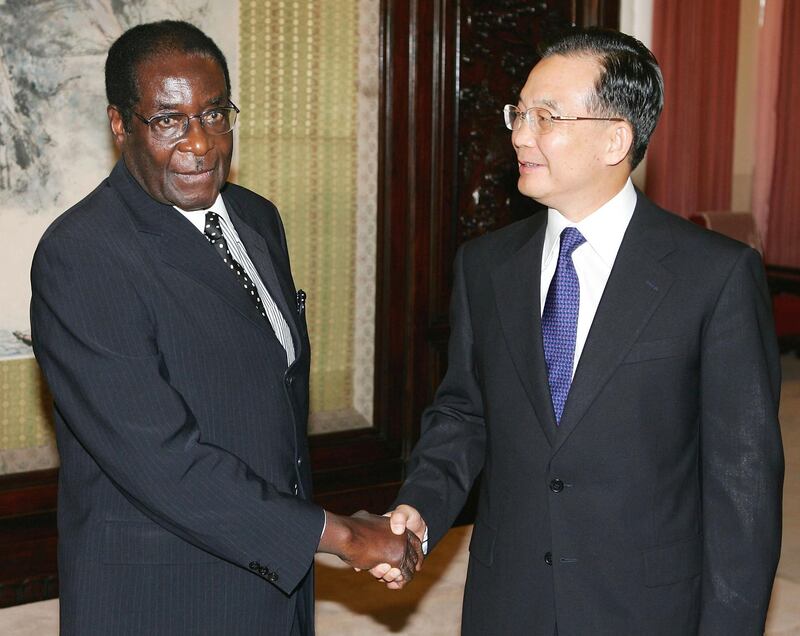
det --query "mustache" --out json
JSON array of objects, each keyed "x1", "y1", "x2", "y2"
[{"x1": 174, "y1": 158, "x2": 217, "y2": 175}]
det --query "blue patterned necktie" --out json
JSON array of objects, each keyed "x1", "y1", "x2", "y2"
[{"x1": 542, "y1": 227, "x2": 586, "y2": 425}]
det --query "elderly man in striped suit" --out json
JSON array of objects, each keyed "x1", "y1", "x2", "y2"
[{"x1": 31, "y1": 20, "x2": 420, "y2": 636}]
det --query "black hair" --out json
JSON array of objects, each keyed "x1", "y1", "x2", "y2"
[
  {"x1": 540, "y1": 28, "x2": 664, "y2": 169},
  {"x1": 105, "y1": 20, "x2": 231, "y2": 131}
]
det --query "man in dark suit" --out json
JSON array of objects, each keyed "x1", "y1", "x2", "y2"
[
  {"x1": 374, "y1": 27, "x2": 784, "y2": 635},
  {"x1": 30, "y1": 21, "x2": 419, "y2": 636}
]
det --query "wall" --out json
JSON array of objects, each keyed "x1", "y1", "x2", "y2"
[
  {"x1": 0, "y1": 2, "x2": 240, "y2": 332},
  {"x1": 619, "y1": 0, "x2": 654, "y2": 190},
  {"x1": 0, "y1": 0, "x2": 377, "y2": 473},
  {"x1": 0, "y1": 1, "x2": 239, "y2": 474},
  {"x1": 732, "y1": 0, "x2": 760, "y2": 212}
]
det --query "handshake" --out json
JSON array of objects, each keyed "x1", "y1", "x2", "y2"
[{"x1": 318, "y1": 505, "x2": 426, "y2": 589}]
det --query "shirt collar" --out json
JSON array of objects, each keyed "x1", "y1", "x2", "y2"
[
  {"x1": 543, "y1": 178, "x2": 637, "y2": 269},
  {"x1": 173, "y1": 193, "x2": 230, "y2": 233}
]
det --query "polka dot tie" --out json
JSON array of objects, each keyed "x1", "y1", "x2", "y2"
[
  {"x1": 204, "y1": 211, "x2": 269, "y2": 322},
  {"x1": 541, "y1": 227, "x2": 586, "y2": 425}
]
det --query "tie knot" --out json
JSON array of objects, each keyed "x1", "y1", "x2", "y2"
[
  {"x1": 204, "y1": 211, "x2": 223, "y2": 240},
  {"x1": 559, "y1": 227, "x2": 586, "y2": 258}
]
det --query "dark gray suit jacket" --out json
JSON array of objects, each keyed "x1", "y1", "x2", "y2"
[
  {"x1": 31, "y1": 160, "x2": 324, "y2": 635},
  {"x1": 396, "y1": 193, "x2": 783, "y2": 635}
]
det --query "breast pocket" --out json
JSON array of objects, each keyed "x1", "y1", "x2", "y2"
[{"x1": 622, "y1": 336, "x2": 692, "y2": 365}]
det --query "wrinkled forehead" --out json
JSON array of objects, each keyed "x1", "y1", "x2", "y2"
[
  {"x1": 518, "y1": 53, "x2": 602, "y2": 112},
  {"x1": 134, "y1": 52, "x2": 228, "y2": 109}
]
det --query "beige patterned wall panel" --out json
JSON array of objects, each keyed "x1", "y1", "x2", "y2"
[
  {"x1": 0, "y1": 344, "x2": 57, "y2": 474},
  {"x1": 239, "y1": 0, "x2": 378, "y2": 433},
  {"x1": 352, "y1": 0, "x2": 379, "y2": 426}
]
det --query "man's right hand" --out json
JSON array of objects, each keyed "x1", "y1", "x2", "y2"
[
  {"x1": 367, "y1": 504, "x2": 428, "y2": 589},
  {"x1": 317, "y1": 510, "x2": 423, "y2": 587}
]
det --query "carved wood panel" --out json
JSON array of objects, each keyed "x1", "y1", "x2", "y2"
[
  {"x1": 419, "y1": 0, "x2": 621, "y2": 521},
  {"x1": 421, "y1": 0, "x2": 621, "y2": 373},
  {"x1": 375, "y1": 0, "x2": 620, "y2": 522},
  {"x1": 459, "y1": 1, "x2": 567, "y2": 242},
  {"x1": 456, "y1": 1, "x2": 619, "y2": 239}
]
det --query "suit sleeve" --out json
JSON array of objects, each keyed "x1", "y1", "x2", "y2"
[
  {"x1": 30, "y1": 232, "x2": 324, "y2": 594},
  {"x1": 698, "y1": 247, "x2": 784, "y2": 634},
  {"x1": 394, "y1": 245, "x2": 487, "y2": 549}
]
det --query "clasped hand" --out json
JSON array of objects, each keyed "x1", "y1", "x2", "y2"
[
  {"x1": 366, "y1": 505, "x2": 427, "y2": 589},
  {"x1": 318, "y1": 509, "x2": 423, "y2": 588}
]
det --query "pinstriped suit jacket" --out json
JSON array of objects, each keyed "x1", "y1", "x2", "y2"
[{"x1": 31, "y1": 160, "x2": 324, "y2": 635}]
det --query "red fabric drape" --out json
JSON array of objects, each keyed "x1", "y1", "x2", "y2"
[
  {"x1": 645, "y1": 0, "x2": 740, "y2": 217},
  {"x1": 763, "y1": 0, "x2": 800, "y2": 266}
]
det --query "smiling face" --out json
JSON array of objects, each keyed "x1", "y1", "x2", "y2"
[
  {"x1": 512, "y1": 54, "x2": 632, "y2": 221},
  {"x1": 108, "y1": 52, "x2": 233, "y2": 211}
]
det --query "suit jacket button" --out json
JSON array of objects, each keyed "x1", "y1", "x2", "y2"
[
  {"x1": 285, "y1": 376, "x2": 294, "y2": 387},
  {"x1": 544, "y1": 552, "x2": 553, "y2": 566},
  {"x1": 268, "y1": 571, "x2": 279, "y2": 582},
  {"x1": 549, "y1": 478, "x2": 564, "y2": 493},
  {"x1": 249, "y1": 561, "x2": 260, "y2": 570},
  {"x1": 292, "y1": 482, "x2": 299, "y2": 495}
]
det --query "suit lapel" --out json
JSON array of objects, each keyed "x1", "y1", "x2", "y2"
[
  {"x1": 108, "y1": 161, "x2": 278, "y2": 334},
  {"x1": 491, "y1": 218, "x2": 558, "y2": 446},
  {"x1": 223, "y1": 194, "x2": 303, "y2": 361},
  {"x1": 553, "y1": 196, "x2": 676, "y2": 454}
]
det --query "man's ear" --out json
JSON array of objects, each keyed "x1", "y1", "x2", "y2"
[
  {"x1": 605, "y1": 120, "x2": 634, "y2": 167},
  {"x1": 108, "y1": 106, "x2": 128, "y2": 150}
]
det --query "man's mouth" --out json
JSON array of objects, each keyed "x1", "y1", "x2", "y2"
[
  {"x1": 175, "y1": 167, "x2": 215, "y2": 176},
  {"x1": 518, "y1": 160, "x2": 545, "y2": 173},
  {"x1": 173, "y1": 166, "x2": 218, "y2": 185}
]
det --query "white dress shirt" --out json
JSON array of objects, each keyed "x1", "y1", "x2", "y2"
[
  {"x1": 175, "y1": 195, "x2": 296, "y2": 366},
  {"x1": 540, "y1": 179, "x2": 637, "y2": 376}
]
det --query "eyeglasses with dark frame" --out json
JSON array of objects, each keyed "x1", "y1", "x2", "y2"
[
  {"x1": 133, "y1": 101, "x2": 241, "y2": 141},
  {"x1": 503, "y1": 104, "x2": 623, "y2": 135}
]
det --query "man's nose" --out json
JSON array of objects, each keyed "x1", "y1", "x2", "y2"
[
  {"x1": 512, "y1": 121, "x2": 536, "y2": 148},
  {"x1": 179, "y1": 117, "x2": 213, "y2": 155}
]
